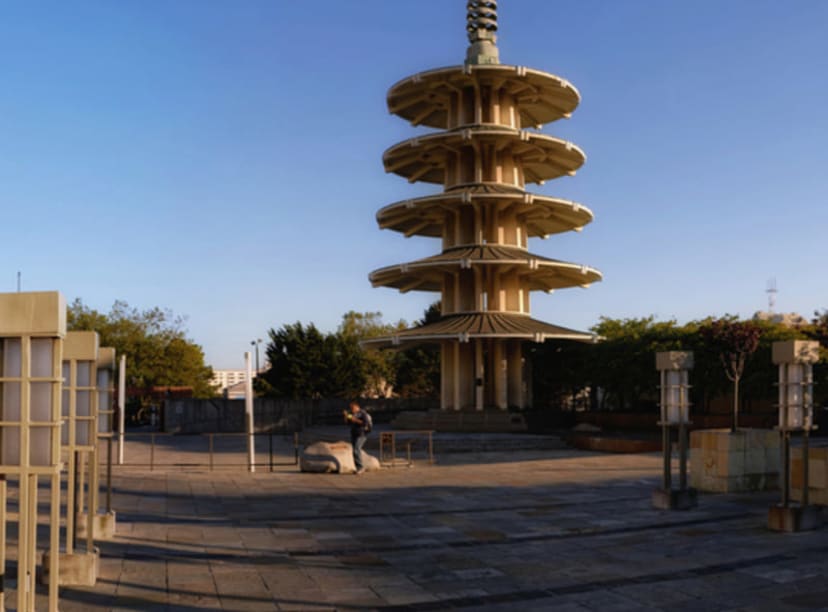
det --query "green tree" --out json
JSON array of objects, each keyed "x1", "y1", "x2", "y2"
[
  {"x1": 67, "y1": 299, "x2": 215, "y2": 399},
  {"x1": 261, "y1": 322, "x2": 335, "y2": 399},
  {"x1": 394, "y1": 302, "x2": 441, "y2": 399},
  {"x1": 338, "y1": 311, "x2": 402, "y2": 397},
  {"x1": 588, "y1": 316, "x2": 685, "y2": 411},
  {"x1": 698, "y1": 318, "x2": 762, "y2": 431}
]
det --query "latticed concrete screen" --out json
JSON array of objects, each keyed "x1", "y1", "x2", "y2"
[
  {"x1": 0, "y1": 291, "x2": 66, "y2": 611},
  {"x1": 366, "y1": 1, "x2": 601, "y2": 411}
]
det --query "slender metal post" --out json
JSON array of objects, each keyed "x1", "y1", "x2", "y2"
[
  {"x1": 678, "y1": 422, "x2": 687, "y2": 491},
  {"x1": 269, "y1": 433, "x2": 273, "y2": 472},
  {"x1": 0, "y1": 475, "x2": 6, "y2": 611},
  {"x1": 244, "y1": 352, "x2": 255, "y2": 472},
  {"x1": 78, "y1": 451, "x2": 86, "y2": 514},
  {"x1": 803, "y1": 429, "x2": 810, "y2": 507},
  {"x1": 781, "y1": 430, "x2": 790, "y2": 507},
  {"x1": 72, "y1": 453, "x2": 80, "y2": 552},
  {"x1": 150, "y1": 432, "x2": 155, "y2": 472},
  {"x1": 428, "y1": 431, "x2": 433, "y2": 464},
  {"x1": 18, "y1": 473, "x2": 29, "y2": 611},
  {"x1": 86, "y1": 450, "x2": 95, "y2": 552},
  {"x1": 49, "y1": 472, "x2": 60, "y2": 611},
  {"x1": 662, "y1": 425, "x2": 672, "y2": 491},
  {"x1": 118, "y1": 355, "x2": 126, "y2": 464},
  {"x1": 294, "y1": 432, "x2": 299, "y2": 465},
  {"x1": 209, "y1": 434, "x2": 214, "y2": 472},
  {"x1": 106, "y1": 437, "x2": 113, "y2": 512}
]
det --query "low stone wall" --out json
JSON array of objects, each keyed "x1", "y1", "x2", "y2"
[
  {"x1": 575, "y1": 412, "x2": 778, "y2": 432},
  {"x1": 391, "y1": 410, "x2": 527, "y2": 432},
  {"x1": 690, "y1": 428, "x2": 780, "y2": 493},
  {"x1": 163, "y1": 397, "x2": 435, "y2": 433},
  {"x1": 790, "y1": 446, "x2": 828, "y2": 505}
]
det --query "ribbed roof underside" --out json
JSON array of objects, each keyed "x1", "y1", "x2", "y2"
[
  {"x1": 383, "y1": 128, "x2": 585, "y2": 185},
  {"x1": 376, "y1": 186, "x2": 593, "y2": 238},
  {"x1": 369, "y1": 245, "x2": 602, "y2": 293},
  {"x1": 387, "y1": 64, "x2": 580, "y2": 129},
  {"x1": 362, "y1": 312, "x2": 596, "y2": 348}
]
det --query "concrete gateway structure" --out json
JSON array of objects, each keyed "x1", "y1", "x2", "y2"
[{"x1": 366, "y1": 1, "x2": 600, "y2": 410}]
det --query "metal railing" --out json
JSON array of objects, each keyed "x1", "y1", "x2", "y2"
[
  {"x1": 117, "y1": 431, "x2": 300, "y2": 472},
  {"x1": 379, "y1": 430, "x2": 434, "y2": 467}
]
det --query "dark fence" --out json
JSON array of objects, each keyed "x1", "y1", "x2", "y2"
[{"x1": 162, "y1": 397, "x2": 436, "y2": 434}]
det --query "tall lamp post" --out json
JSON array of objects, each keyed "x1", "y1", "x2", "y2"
[
  {"x1": 652, "y1": 351, "x2": 697, "y2": 510},
  {"x1": 768, "y1": 340, "x2": 821, "y2": 532},
  {"x1": 250, "y1": 338, "x2": 262, "y2": 374}
]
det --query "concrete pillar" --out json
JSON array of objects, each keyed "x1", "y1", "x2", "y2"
[{"x1": 507, "y1": 340, "x2": 523, "y2": 409}]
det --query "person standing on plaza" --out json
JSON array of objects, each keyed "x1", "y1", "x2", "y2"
[{"x1": 345, "y1": 401, "x2": 369, "y2": 474}]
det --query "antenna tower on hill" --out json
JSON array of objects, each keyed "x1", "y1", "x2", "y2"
[{"x1": 767, "y1": 278, "x2": 778, "y2": 313}]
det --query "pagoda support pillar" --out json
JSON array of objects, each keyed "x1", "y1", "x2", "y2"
[
  {"x1": 474, "y1": 339, "x2": 484, "y2": 411},
  {"x1": 507, "y1": 340, "x2": 523, "y2": 409},
  {"x1": 441, "y1": 342, "x2": 452, "y2": 410},
  {"x1": 493, "y1": 340, "x2": 507, "y2": 409}
]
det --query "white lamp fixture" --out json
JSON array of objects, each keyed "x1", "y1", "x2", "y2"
[
  {"x1": 769, "y1": 340, "x2": 820, "y2": 532},
  {"x1": 653, "y1": 351, "x2": 697, "y2": 510}
]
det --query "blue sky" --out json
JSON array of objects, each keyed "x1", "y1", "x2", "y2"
[{"x1": 1, "y1": 1, "x2": 826, "y2": 369}]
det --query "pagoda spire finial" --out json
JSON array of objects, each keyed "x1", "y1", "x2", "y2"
[{"x1": 465, "y1": 1, "x2": 499, "y2": 66}]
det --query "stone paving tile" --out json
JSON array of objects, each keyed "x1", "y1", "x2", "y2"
[{"x1": 11, "y1": 436, "x2": 828, "y2": 610}]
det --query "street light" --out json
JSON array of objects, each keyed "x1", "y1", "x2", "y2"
[
  {"x1": 652, "y1": 351, "x2": 697, "y2": 510},
  {"x1": 250, "y1": 338, "x2": 262, "y2": 374},
  {"x1": 768, "y1": 340, "x2": 820, "y2": 532}
]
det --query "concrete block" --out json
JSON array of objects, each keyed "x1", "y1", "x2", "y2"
[
  {"x1": 652, "y1": 487, "x2": 698, "y2": 510},
  {"x1": 698, "y1": 430, "x2": 720, "y2": 452},
  {"x1": 690, "y1": 429, "x2": 780, "y2": 493},
  {"x1": 810, "y1": 460, "x2": 827, "y2": 488},
  {"x1": 790, "y1": 459, "x2": 805, "y2": 489},
  {"x1": 41, "y1": 549, "x2": 99, "y2": 586},
  {"x1": 768, "y1": 504, "x2": 821, "y2": 532},
  {"x1": 76, "y1": 511, "x2": 117, "y2": 540},
  {"x1": 745, "y1": 449, "x2": 765, "y2": 474},
  {"x1": 689, "y1": 431, "x2": 702, "y2": 449},
  {"x1": 727, "y1": 432, "x2": 746, "y2": 452},
  {"x1": 766, "y1": 448, "x2": 782, "y2": 473},
  {"x1": 772, "y1": 340, "x2": 820, "y2": 365}
]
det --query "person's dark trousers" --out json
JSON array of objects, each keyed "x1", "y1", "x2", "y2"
[{"x1": 352, "y1": 433, "x2": 366, "y2": 471}]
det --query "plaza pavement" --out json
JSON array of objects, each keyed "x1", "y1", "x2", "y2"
[{"x1": 10, "y1": 430, "x2": 828, "y2": 611}]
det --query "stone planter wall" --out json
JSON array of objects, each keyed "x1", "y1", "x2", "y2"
[
  {"x1": 790, "y1": 446, "x2": 828, "y2": 505},
  {"x1": 690, "y1": 428, "x2": 780, "y2": 493}
]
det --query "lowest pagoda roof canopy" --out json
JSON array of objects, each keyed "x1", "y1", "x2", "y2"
[{"x1": 362, "y1": 312, "x2": 597, "y2": 349}]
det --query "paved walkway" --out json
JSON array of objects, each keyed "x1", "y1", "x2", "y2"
[{"x1": 8, "y1": 434, "x2": 828, "y2": 610}]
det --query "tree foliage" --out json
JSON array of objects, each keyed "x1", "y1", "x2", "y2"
[
  {"x1": 698, "y1": 318, "x2": 762, "y2": 429},
  {"x1": 67, "y1": 299, "x2": 215, "y2": 399},
  {"x1": 394, "y1": 303, "x2": 441, "y2": 399},
  {"x1": 532, "y1": 314, "x2": 819, "y2": 414},
  {"x1": 259, "y1": 305, "x2": 442, "y2": 400},
  {"x1": 338, "y1": 311, "x2": 402, "y2": 398}
]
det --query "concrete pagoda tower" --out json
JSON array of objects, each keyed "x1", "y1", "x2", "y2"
[{"x1": 366, "y1": 1, "x2": 601, "y2": 410}]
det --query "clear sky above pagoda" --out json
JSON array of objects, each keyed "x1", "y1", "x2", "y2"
[{"x1": 1, "y1": 1, "x2": 826, "y2": 368}]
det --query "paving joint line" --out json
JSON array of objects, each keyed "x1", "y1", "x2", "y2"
[{"x1": 375, "y1": 552, "x2": 796, "y2": 611}]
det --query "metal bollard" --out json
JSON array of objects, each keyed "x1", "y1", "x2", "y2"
[
  {"x1": 209, "y1": 434, "x2": 214, "y2": 472},
  {"x1": 150, "y1": 433, "x2": 155, "y2": 472}
]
